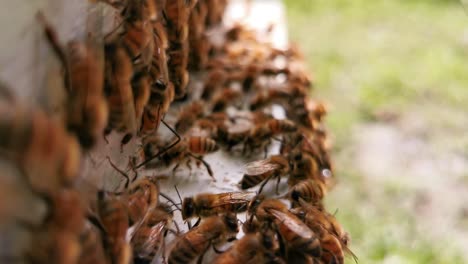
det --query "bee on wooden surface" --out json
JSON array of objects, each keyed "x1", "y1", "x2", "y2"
[
  {"x1": 38, "y1": 12, "x2": 108, "y2": 149},
  {"x1": 174, "y1": 100, "x2": 205, "y2": 134},
  {"x1": 0, "y1": 103, "x2": 81, "y2": 193},
  {"x1": 239, "y1": 155, "x2": 289, "y2": 193},
  {"x1": 267, "y1": 208, "x2": 322, "y2": 259},
  {"x1": 97, "y1": 191, "x2": 132, "y2": 264},
  {"x1": 181, "y1": 191, "x2": 256, "y2": 220},
  {"x1": 104, "y1": 43, "x2": 137, "y2": 148},
  {"x1": 287, "y1": 179, "x2": 327, "y2": 207},
  {"x1": 142, "y1": 136, "x2": 219, "y2": 179},
  {"x1": 168, "y1": 213, "x2": 239, "y2": 264},
  {"x1": 212, "y1": 232, "x2": 282, "y2": 264},
  {"x1": 131, "y1": 204, "x2": 175, "y2": 263}
]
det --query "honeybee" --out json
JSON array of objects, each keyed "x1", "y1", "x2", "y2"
[
  {"x1": 104, "y1": 43, "x2": 137, "y2": 147},
  {"x1": 97, "y1": 191, "x2": 132, "y2": 264},
  {"x1": 168, "y1": 214, "x2": 239, "y2": 264},
  {"x1": 126, "y1": 176, "x2": 160, "y2": 225},
  {"x1": 131, "y1": 204, "x2": 175, "y2": 262},
  {"x1": 27, "y1": 189, "x2": 87, "y2": 264},
  {"x1": 181, "y1": 191, "x2": 256, "y2": 220},
  {"x1": 0, "y1": 103, "x2": 81, "y2": 193},
  {"x1": 240, "y1": 155, "x2": 290, "y2": 193},
  {"x1": 287, "y1": 179, "x2": 327, "y2": 206},
  {"x1": 243, "y1": 119, "x2": 297, "y2": 155},
  {"x1": 291, "y1": 201, "x2": 357, "y2": 263},
  {"x1": 140, "y1": 82, "x2": 175, "y2": 136},
  {"x1": 38, "y1": 12, "x2": 108, "y2": 149},
  {"x1": 131, "y1": 72, "x2": 151, "y2": 131},
  {"x1": 143, "y1": 136, "x2": 219, "y2": 178},
  {"x1": 211, "y1": 88, "x2": 242, "y2": 112},
  {"x1": 212, "y1": 232, "x2": 282, "y2": 264},
  {"x1": 174, "y1": 100, "x2": 205, "y2": 134},
  {"x1": 164, "y1": 0, "x2": 191, "y2": 43},
  {"x1": 267, "y1": 208, "x2": 322, "y2": 259},
  {"x1": 201, "y1": 68, "x2": 227, "y2": 101}
]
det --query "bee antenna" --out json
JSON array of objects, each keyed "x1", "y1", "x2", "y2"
[
  {"x1": 174, "y1": 185, "x2": 183, "y2": 205},
  {"x1": 136, "y1": 119, "x2": 181, "y2": 169},
  {"x1": 160, "y1": 192, "x2": 181, "y2": 211}
]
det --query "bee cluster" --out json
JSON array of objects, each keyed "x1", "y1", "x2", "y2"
[{"x1": 0, "y1": 0, "x2": 356, "y2": 263}]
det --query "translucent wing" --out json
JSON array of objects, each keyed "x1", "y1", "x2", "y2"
[
  {"x1": 208, "y1": 192, "x2": 257, "y2": 208},
  {"x1": 133, "y1": 221, "x2": 166, "y2": 258},
  {"x1": 269, "y1": 209, "x2": 315, "y2": 239},
  {"x1": 244, "y1": 158, "x2": 282, "y2": 176}
]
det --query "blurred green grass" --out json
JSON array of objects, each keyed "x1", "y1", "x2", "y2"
[{"x1": 283, "y1": 0, "x2": 468, "y2": 263}]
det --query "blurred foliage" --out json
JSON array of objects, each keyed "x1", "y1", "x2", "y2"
[{"x1": 284, "y1": 0, "x2": 468, "y2": 263}]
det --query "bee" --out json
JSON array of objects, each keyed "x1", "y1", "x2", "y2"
[
  {"x1": 239, "y1": 155, "x2": 290, "y2": 193},
  {"x1": 291, "y1": 201, "x2": 357, "y2": 264},
  {"x1": 174, "y1": 100, "x2": 205, "y2": 134},
  {"x1": 38, "y1": 12, "x2": 108, "y2": 149},
  {"x1": 267, "y1": 208, "x2": 322, "y2": 259},
  {"x1": 168, "y1": 214, "x2": 239, "y2": 264},
  {"x1": 140, "y1": 81, "x2": 175, "y2": 136},
  {"x1": 243, "y1": 119, "x2": 297, "y2": 155},
  {"x1": 143, "y1": 136, "x2": 219, "y2": 179},
  {"x1": 126, "y1": 176, "x2": 160, "y2": 225},
  {"x1": 0, "y1": 103, "x2": 81, "y2": 193},
  {"x1": 250, "y1": 85, "x2": 307, "y2": 111},
  {"x1": 104, "y1": 43, "x2": 137, "y2": 148},
  {"x1": 131, "y1": 204, "x2": 175, "y2": 262},
  {"x1": 131, "y1": 72, "x2": 151, "y2": 131},
  {"x1": 97, "y1": 191, "x2": 132, "y2": 264},
  {"x1": 211, "y1": 88, "x2": 242, "y2": 113},
  {"x1": 287, "y1": 179, "x2": 327, "y2": 206},
  {"x1": 201, "y1": 68, "x2": 227, "y2": 101},
  {"x1": 181, "y1": 191, "x2": 256, "y2": 220},
  {"x1": 27, "y1": 189, "x2": 87, "y2": 264},
  {"x1": 212, "y1": 232, "x2": 282, "y2": 264},
  {"x1": 288, "y1": 150, "x2": 321, "y2": 187},
  {"x1": 164, "y1": 0, "x2": 191, "y2": 43}
]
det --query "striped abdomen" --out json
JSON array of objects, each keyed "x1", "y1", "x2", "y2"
[
  {"x1": 289, "y1": 179, "x2": 327, "y2": 204},
  {"x1": 187, "y1": 137, "x2": 219, "y2": 155}
]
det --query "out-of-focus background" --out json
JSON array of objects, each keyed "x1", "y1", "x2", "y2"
[{"x1": 283, "y1": 0, "x2": 468, "y2": 263}]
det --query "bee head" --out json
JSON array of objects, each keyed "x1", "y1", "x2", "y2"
[{"x1": 181, "y1": 197, "x2": 194, "y2": 220}]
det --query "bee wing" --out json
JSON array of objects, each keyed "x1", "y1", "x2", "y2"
[
  {"x1": 244, "y1": 159, "x2": 282, "y2": 176},
  {"x1": 134, "y1": 222, "x2": 166, "y2": 257},
  {"x1": 210, "y1": 192, "x2": 257, "y2": 207},
  {"x1": 269, "y1": 209, "x2": 316, "y2": 239}
]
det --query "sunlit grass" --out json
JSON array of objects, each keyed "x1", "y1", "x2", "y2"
[{"x1": 284, "y1": 0, "x2": 468, "y2": 262}]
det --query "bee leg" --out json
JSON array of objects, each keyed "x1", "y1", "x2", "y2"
[
  {"x1": 186, "y1": 158, "x2": 192, "y2": 175},
  {"x1": 258, "y1": 174, "x2": 275, "y2": 194},
  {"x1": 263, "y1": 144, "x2": 268, "y2": 159},
  {"x1": 172, "y1": 163, "x2": 181, "y2": 176},
  {"x1": 275, "y1": 174, "x2": 281, "y2": 195},
  {"x1": 193, "y1": 217, "x2": 201, "y2": 227},
  {"x1": 196, "y1": 251, "x2": 206, "y2": 264},
  {"x1": 120, "y1": 133, "x2": 133, "y2": 153},
  {"x1": 188, "y1": 154, "x2": 215, "y2": 181}
]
